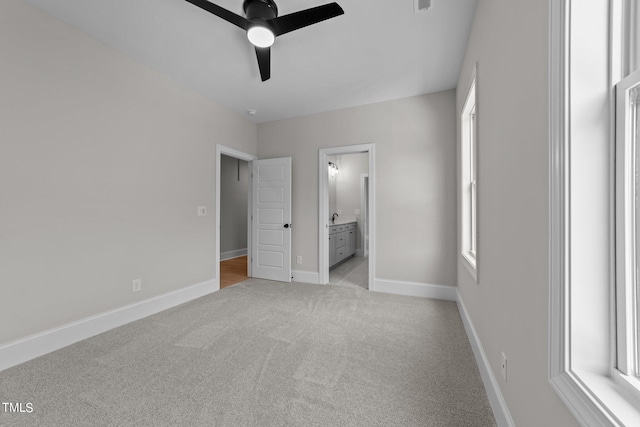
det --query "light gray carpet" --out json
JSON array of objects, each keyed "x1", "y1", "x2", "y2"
[
  {"x1": 0, "y1": 279, "x2": 496, "y2": 426},
  {"x1": 329, "y1": 256, "x2": 369, "y2": 290}
]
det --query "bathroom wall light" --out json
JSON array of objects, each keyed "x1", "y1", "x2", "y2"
[{"x1": 328, "y1": 161, "x2": 339, "y2": 175}]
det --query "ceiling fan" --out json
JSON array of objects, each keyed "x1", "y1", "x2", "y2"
[{"x1": 185, "y1": 0, "x2": 344, "y2": 81}]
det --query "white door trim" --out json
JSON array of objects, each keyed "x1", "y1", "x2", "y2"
[
  {"x1": 215, "y1": 144, "x2": 257, "y2": 289},
  {"x1": 318, "y1": 143, "x2": 375, "y2": 290},
  {"x1": 360, "y1": 173, "x2": 369, "y2": 257}
]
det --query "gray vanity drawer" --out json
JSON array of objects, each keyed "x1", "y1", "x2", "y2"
[{"x1": 330, "y1": 222, "x2": 355, "y2": 235}]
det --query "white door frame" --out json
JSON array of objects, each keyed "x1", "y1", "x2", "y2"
[
  {"x1": 360, "y1": 173, "x2": 369, "y2": 257},
  {"x1": 318, "y1": 143, "x2": 375, "y2": 290},
  {"x1": 215, "y1": 144, "x2": 257, "y2": 290}
]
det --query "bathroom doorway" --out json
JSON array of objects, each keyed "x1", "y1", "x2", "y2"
[{"x1": 318, "y1": 144, "x2": 375, "y2": 290}]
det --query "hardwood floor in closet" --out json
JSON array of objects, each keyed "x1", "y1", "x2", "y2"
[{"x1": 220, "y1": 256, "x2": 248, "y2": 289}]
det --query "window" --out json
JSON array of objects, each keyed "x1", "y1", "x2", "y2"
[
  {"x1": 470, "y1": 105, "x2": 477, "y2": 256},
  {"x1": 461, "y1": 70, "x2": 477, "y2": 280},
  {"x1": 550, "y1": 0, "x2": 640, "y2": 424},
  {"x1": 616, "y1": 67, "x2": 640, "y2": 393},
  {"x1": 615, "y1": 0, "x2": 640, "y2": 401}
]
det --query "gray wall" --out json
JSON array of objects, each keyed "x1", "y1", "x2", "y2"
[
  {"x1": 220, "y1": 155, "x2": 249, "y2": 256},
  {"x1": 335, "y1": 153, "x2": 368, "y2": 251},
  {"x1": 0, "y1": 0, "x2": 257, "y2": 346},
  {"x1": 456, "y1": 0, "x2": 578, "y2": 425},
  {"x1": 258, "y1": 92, "x2": 457, "y2": 287}
]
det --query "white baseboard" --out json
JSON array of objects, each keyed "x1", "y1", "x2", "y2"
[
  {"x1": 373, "y1": 278, "x2": 457, "y2": 301},
  {"x1": 0, "y1": 279, "x2": 217, "y2": 373},
  {"x1": 220, "y1": 249, "x2": 247, "y2": 261},
  {"x1": 456, "y1": 293, "x2": 515, "y2": 427},
  {"x1": 292, "y1": 270, "x2": 320, "y2": 284}
]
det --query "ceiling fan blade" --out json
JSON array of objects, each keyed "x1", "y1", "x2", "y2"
[
  {"x1": 185, "y1": 0, "x2": 250, "y2": 30},
  {"x1": 255, "y1": 47, "x2": 271, "y2": 81},
  {"x1": 269, "y1": 3, "x2": 344, "y2": 37}
]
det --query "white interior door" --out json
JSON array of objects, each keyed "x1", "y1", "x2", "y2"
[{"x1": 251, "y1": 157, "x2": 292, "y2": 282}]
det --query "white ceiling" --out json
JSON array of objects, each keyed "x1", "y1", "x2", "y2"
[{"x1": 25, "y1": 0, "x2": 478, "y2": 123}]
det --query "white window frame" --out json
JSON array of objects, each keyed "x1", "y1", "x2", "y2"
[
  {"x1": 470, "y1": 105, "x2": 477, "y2": 256},
  {"x1": 549, "y1": 0, "x2": 640, "y2": 425},
  {"x1": 615, "y1": 67, "x2": 640, "y2": 395},
  {"x1": 461, "y1": 67, "x2": 478, "y2": 282}
]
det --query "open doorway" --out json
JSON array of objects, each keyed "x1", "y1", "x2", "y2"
[
  {"x1": 219, "y1": 154, "x2": 249, "y2": 288},
  {"x1": 215, "y1": 145, "x2": 257, "y2": 290},
  {"x1": 326, "y1": 153, "x2": 369, "y2": 289},
  {"x1": 318, "y1": 144, "x2": 375, "y2": 290},
  {"x1": 216, "y1": 145, "x2": 293, "y2": 288}
]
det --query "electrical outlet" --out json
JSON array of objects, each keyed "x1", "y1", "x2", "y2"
[
  {"x1": 197, "y1": 206, "x2": 207, "y2": 216},
  {"x1": 501, "y1": 352, "x2": 507, "y2": 382},
  {"x1": 132, "y1": 279, "x2": 142, "y2": 293},
  {"x1": 337, "y1": 209, "x2": 342, "y2": 215},
  {"x1": 296, "y1": 255, "x2": 302, "y2": 265}
]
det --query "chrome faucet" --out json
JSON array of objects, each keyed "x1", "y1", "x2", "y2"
[{"x1": 332, "y1": 213, "x2": 339, "y2": 223}]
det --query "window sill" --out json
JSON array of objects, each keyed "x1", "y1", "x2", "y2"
[
  {"x1": 612, "y1": 370, "x2": 640, "y2": 408},
  {"x1": 461, "y1": 251, "x2": 477, "y2": 283},
  {"x1": 551, "y1": 369, "x2": 640, "y2": 426}
]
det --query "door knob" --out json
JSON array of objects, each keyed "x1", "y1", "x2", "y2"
[{"x1": 284, "y1": 223, "x2": 291, "y2": 228}]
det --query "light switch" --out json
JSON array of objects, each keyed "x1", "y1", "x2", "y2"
[
  {"x1": 355, "y1": 209, "x2": 360, "y2": 215},
  {"x1": 414, "y1": 0, "x2": 432, "y2": 13}
]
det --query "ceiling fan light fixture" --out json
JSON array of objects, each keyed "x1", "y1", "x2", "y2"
[{"x1": 247, "y1": 25, "x2": 275, "y2": 48}]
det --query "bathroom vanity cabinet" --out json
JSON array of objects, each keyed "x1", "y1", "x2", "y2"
[{"x1": 329, "y1": 222, "x2": 356, "y2": 268}]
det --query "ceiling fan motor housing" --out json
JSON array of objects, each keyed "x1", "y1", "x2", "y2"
[{"x1": 243, "y1": 0, "x2": 278, "y2": 20}]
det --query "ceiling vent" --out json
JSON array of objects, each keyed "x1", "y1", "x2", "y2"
[{"x1": 414, "y1": 0, "x2": 432, "y2": 13}]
